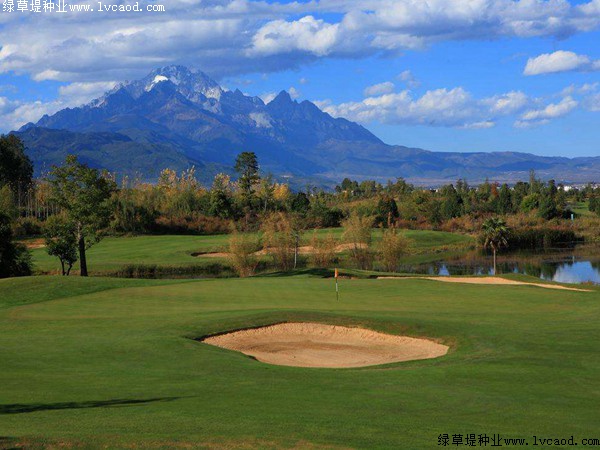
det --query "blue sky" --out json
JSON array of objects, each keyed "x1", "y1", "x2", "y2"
[{"x1": 0, "y1": 0, "x2": 599, "y2": 157}]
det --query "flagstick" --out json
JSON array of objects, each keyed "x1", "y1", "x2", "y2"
[{"x1": 335, "y1": 268, "x2": 339, "y2": 301}]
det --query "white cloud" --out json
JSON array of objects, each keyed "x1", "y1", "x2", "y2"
[
  {"x1": 521, "y1": 96, "x2": 578, "y2": 121},
  {"x1": 363, "y1": 81, "x2": 395, "y2": 97},
  {"x1": 58, "y1": 81, "x2": 117, "y2": 106},
  {"x1": 0, "y1": 0, "x2": 600, "y2": 83},
  {"x1": 260, "y1": 92, "x2": 277, "y2": 104},
  {"x1": 484, "y1": 91, "x2": 530, "y2": 115},
  {"x1": 560, "y1": 82, "x2": 599, "y2": 96},
  {"x1": 249, "y1": 15, "x2": 341, "y2": 57},
  {"x1": 397, "y1": 70, "x2": 420, "y2": 89},
  {"x1": 524, "y1": 50, "x2": 598, "y2": 75},
  {"x1": 514, "y1": 119, "x2": 550, "y2": 128},
  {"x1": 288, "y1": 86, "x2": 300, "y2": 99},
  {"x1": 321, "y1": 86, "x2": 527, "y2": 129},
  {"x1": 460, "y1": 121, "x2": 496, "y2": 129},
  {"x1": 0, "y1": 81, "x2": 117, "y2": 131}
]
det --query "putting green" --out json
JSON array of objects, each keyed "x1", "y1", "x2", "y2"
[{"x1": 0, "y1": 275, "x2": 598, "y2": 448}]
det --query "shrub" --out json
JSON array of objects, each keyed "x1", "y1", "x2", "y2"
[
  {"x1": 342, "y1": 213, "x2": 374, "y2": 270},
  {"x1": 310, "y1": 232, "x2": 338, "y2": 268},
  {"x1": 261, "y1": 212, "x2": 300, "y2": 271},
  {"x1": 228, "y1": 232, "x2": 260, "y2": 277},
  {"x1": 0, "y1": 212, "x2": 32, "y2": 278},
  {"x1": 12, "y1": 216, "x2": 43, "y2": 237},
  {"x1": 378, "y1": 229, "x2": 412, "y2": 272}
]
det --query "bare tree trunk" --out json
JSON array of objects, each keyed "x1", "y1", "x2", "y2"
[
  {"x1": 78, "y1": 224, "x2": 88, "y2": 277},
  {"x1": 493, "y1": 249, "x2": 497, "y2": 276}
]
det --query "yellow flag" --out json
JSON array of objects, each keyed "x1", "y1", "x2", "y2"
[{"x1": 334, "y1": 268, "x2": 339, "y2": 279}]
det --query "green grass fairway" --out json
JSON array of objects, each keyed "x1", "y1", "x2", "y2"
[
  {"x1": 1, "y1": 275, "x2": 599, "y2": 448},
  {"x1": 30, "y1": 229, "x2": 473, "y2": 274}
]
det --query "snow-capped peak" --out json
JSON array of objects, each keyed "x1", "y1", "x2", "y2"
[{"x1": 145, "y1": 75, "x2": 169, "y2": 91}]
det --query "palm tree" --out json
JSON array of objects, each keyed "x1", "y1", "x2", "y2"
[{"x1": 481, "y1": 217, "x2": 510, "y2": 275}]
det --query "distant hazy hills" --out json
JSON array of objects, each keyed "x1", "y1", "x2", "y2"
[{"x1": 16, "y1": 65, "x2": 600, "y2": 186}]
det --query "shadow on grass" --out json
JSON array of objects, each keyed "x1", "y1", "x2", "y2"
[
  {"x1": 0, "y1": 397, "x2": 181, "y2": 415},
  {"x1": 259, "y1": 268, "x2": 333, "y2": 278}
]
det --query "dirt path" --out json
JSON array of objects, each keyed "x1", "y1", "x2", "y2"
[
  {"x1": 202, "y1": 322, "x2": 448, "y2": 368},
  {"x1": 378, "y1": 276, "x2": 592, "y2": 292}
]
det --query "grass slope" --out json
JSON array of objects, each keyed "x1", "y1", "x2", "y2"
[
  {"x1": 30, "y1": 229, "x2": 473, "y2": 274},
  {"x1": 1, "y1": 275, "x2": 598, "y2": 448}
]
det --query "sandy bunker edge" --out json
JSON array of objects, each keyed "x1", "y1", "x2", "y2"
[{"x1": 201, "y1": 322, "x2": 449, "y2": 368}]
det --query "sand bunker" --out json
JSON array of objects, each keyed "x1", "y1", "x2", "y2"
[
  {"x1": 378, "y1": 276, "x2": 591, "y2": 292},
  {"x1": 202, "y1": 322, "x2": 448, "y2": 368}
]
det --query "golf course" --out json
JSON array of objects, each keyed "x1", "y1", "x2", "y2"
[
  {"x1": 2, "y1": 273, "x2": 599, "y2": 448},
  {"x1": 28, "y1": 229, "x2": 473, "y2": 275}
]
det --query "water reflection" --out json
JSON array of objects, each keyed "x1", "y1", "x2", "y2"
[{"x1": 405, "y1": 248, "x2": 600, "y2": 285}]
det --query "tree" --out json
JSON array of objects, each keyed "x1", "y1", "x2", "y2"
[
  {"x1": 0, "y1": 212, "x2": 32, "y2": 278},
  {"x1": 261, "y1": 212, "x2": 301, "y2": 271},
  {"x1": 378, "y1": 229, "x2": 412, "y2": 272},
  {"x1": 309, "y1": 232, "x2": 338, "y2": 268},
  {"x1": 44, "y1": 215, "x2": 78, "y2": 276},
  {"x1": 0, "y1": 135, "x2": 33, "y2": 206},
  {"x1": 234, "y1": 152, "x2": 259, "y2": 207},
  {"x1": 47, "y1": 156, "x2": 116, "y2": 276},
  {"x1": 375, "y1": 196, "x2": 399, "y2": 227},
  {"x1": 290, "y1": 192, "x2": 310, "y2": 214},
  {"x1": 257, "y1": 174, "x2": 276, "y2": 214},
  {"x1": 538, "y1": 194, "x2": 559, "y2": 220},
  {"x1": 228, "y1": 231, "x2": 260, "y2": 277},
  {"x1": 481, "y1": 217, "x2": 510, "y2": 275},
  {"x1": 440, "y1": 184, "x2": 462, "y2": 220},
  {"x1": 342, "y1": 213, "x2": 373, "y2": 270},
  {"x1": 496, "y1": 184, "x2": 513, "y2": 215}
]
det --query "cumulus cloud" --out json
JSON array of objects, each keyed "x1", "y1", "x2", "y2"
[
  {"x1": 320, "y1": 86, "x2": 532, "y2": 129},
  {"x1": 515, "y1": 96, "x2": 579, "y2": 127},
  {"x1": 363, "y1": 81, "x2": 395, "y2": 97},
  {"x1": 524, "y1": 50, "x2": 600, "y2": 75},
  {"x1": 1, "y1": 0, "x2": 600, "y2": 83},
  {"x1": 521, "y1": 96, "x2": 578, "y2": 120},
  {"x1": 320, "y1": 82, "x2": 595, "y2": 129},
  {"x1": 0, "y1": 81, "x2": 117, "y2": 131}
]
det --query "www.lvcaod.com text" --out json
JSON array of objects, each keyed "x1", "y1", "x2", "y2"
[{"x1": 1, "y1": 1, "x2": 165, "y2": 13}]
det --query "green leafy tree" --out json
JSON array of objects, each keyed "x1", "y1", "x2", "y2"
[
  {"x1": 234, "y1": 152, "x2": 259, "y2": 207},
  {"x1": 375, "y1": 196, "x2": 399, "y2": 227},
  {"x1": 0, "y1": 135, "x2": 33, "y2": 203},
  {"x1": 290, "y1": 192, "x2": 310, "y2": 214},
  {"x1": 538, "y1": 195, "x2": 559, "y2": 220},
  {"x1": 497, "y1": 184, "x2": 513, "y2": 215},
  {"x1": 47, "y1": 156, "x2": 116, "y2": 276},
  {"x1": 0, "y1": 212, "x2": 32, "y2": 278},
  {"x1": 44, "y1": 215, "x2": 78, "y2": 276},
  {"x1": 481, "y1": 217, "x2": 510, "y2": 275}
]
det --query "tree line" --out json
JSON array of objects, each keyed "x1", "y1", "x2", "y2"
[{"x1": 1, "y1": 134, "x2": 600, "y2": 278}]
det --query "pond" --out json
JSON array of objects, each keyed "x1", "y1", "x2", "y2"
[{"x1": 404, "y1": 246, "x2": 600, "y2": 285}]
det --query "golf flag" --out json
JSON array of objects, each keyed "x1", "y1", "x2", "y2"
[{"x1": 334, "y1": 268, "x2": 339, "y2": 300}]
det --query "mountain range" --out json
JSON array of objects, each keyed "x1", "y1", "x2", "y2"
[{"x1": 16, "y1": 65, "x2": 600, "y2": 187}]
